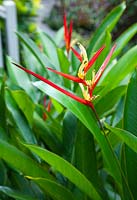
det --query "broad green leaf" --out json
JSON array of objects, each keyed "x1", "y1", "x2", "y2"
[
  {"x1": 51, "y1": 98, "x2": 64, "y2": 114},
  {"x1": 33, "y1": 81, "x2": 121, "y2": 184},
  {"x1": 33, "y1": 112, "x2": 63, "y2": 154},
  {"x1": 93, "y1": 30, "x2": 111, "y2": 71},
  {"x1": 0, "y1": 139, "x2": 52, "y2": 179},
  {"x1": 0, "y1": 161, "x2": 7, "y2": 185},
  {"x1": 87, "y1": 2, "x2": 126, "y2": 56},
  {"x1": 75, "y1": 121, "x2": 98, "y2": 184},
  {"x1": 57, "y1": 49, "x2": 70, "y2": 72},
  {"x1": 124, "y1": 69, "x2": 137, "y2": 135},
  {"x1": 24, "y1": 143, "x2": 102, "y2": 200},
  {"x1": 105, "y1": 123, "x2": 137, "y2": 154},
  {"x1": 0, "y1": 82, "x2": 6, "y2": 129},
  {"x1": 16, "y1": 32, "x2": 52, "y2": 71},
  {"x1": 27, "y1": 177, "x2": 75, "y2": 200},
  {"x1": 112, "y1": 23, "x2": 137, "y2": 59},
  {"x1": 112, "y1": 97, "x2": 124, "y2": 127},
  {"x1": 57, "y1": 48, "x2": 70, "y2": 88},
  {"x1": 122, "y1": 69, "x2": 137, "y2": 199},
  {"x1": 95, "y1": 86, "x2": 126, "y2": 117},
  {"x1": 75, "y1": 121, "x2": 108, "y2": 200},
  {"x1": 22, "y1": 44, "x2": 43, "y2": 79},
  {"x1": 38, "y1": 30, "x2": 60, "y2": 69},
  {"x1": 11, "y1": 90, "x2": 35, "y2": 126},
  {"x1": 6, "y1": 89, "x2": 36, "y2": 144},
  {"x1": 54, "y1": 27, "x2": 64, "y2": 46},
  {"x1": 71, "y1": 50, "x2": 80, "y2": 74},
  {"x1": 7, "y1": 57, "x2": 36, "y2": 101},
  {"x1": 8, "y1": 171, "x2": 45, "y2": 199},
  {"x1": 100, "y1": 45, "x2": 137, "y2": 96},
  {"x1": 62, "y1": 111, "x2": 77, "y2": 161},
  {"x1": 0, "y1": 186, "x2": 36, "y2": 200}
]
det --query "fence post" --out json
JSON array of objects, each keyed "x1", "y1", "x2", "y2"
[{"x1": 3, "y1": 0, "x2": 19, "y2": 62}]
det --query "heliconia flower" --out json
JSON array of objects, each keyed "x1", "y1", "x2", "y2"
[
  {"x1": 63, "y1": 13, "x2": 73, "y2": 54},
  {"x1": 12, "y1": 63, "x2": 94, "y2": 109},
  {"x1": 71, "y1": 43, "x2": 105, "y2": 80}
]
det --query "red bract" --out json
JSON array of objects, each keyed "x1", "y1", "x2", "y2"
[
  {"x1": 84, "y1": 45, "x2": 106, "y2": 73},
  {"x1": 12, "y1": 63, "x2": 94, "y2": 109},
  {"x1": 71, "y1": 44, "x2": 105, "y2": 73},
  {"x1": 71, "y1": 47, "x2": 83, "y2": 62},
  {"x1": 47, "y1": 67, "x2": 87, "y2": 85},
  {"x1": 90, "y1": 44, "x2": 116, "y2": 92},
  {"x1": 63, "y1": 13, "x2": 73, "y2": 54}
]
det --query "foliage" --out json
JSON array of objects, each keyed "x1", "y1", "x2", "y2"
[{"x1": 0, "y1": 2, "x2": 137, "y2": 200}]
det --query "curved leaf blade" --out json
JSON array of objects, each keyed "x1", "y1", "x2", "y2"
[
  {"x1": 112, "y1": 23, "x2": 137, "y2": 59},
  {"x1": 87, "y1": 2, "x2": 126, "y2": 55},
  {"x1": 122, "y1": 69, "x2": 137, "y2": 199},
  {"x1": 0, "y1": 186, "x2": 36, "y2": 200},
  {"x1": 27, "y1": 177, "x2": 75, "y2": 200},
  {"x1": 33, "y1": 81, "x2": 121, "y2": 184},
  {"x1": 24, "y1": 143, "x2": 102, "y2": 200},
  {"x1": 105, "y1": 123, "x2": 137, "y2": 154},
  {"x1": 0, "y1": 139, "x2": 52, "y2": 179}
]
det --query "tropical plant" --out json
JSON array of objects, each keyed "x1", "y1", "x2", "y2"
[{"x1": 0, "y1": 2, "x2": 137, "y2": 200}]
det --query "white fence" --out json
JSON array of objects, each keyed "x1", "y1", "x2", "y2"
[{"x1": 0, "y1": 0, "x2": 19, "y2": 67}]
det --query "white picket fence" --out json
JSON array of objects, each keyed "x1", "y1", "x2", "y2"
[{"x1": 0, "y1": 0, "x2": 19, "y2": 67}]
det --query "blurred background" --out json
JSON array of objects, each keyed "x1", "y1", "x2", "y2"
[
  {"x1": 0, "y1": 0, "x2": 136, "y2": 62},
  {"x1": 1, "y1": 0, "x2": 136, "y2": 42}
]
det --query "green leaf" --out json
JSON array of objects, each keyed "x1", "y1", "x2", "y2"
[
  {"x1": 93, "y1": 30, "x2": 111, "y2": 71},
  {"x1": 38, "y1": 30, "x2": 60, "y2": 69},
  {"x1": 62, "y1": 111, "x2": 77, "y2": 161},
  {"x1": 0, "y1": 139, "x2": 52, "y2": 179},
  {"x1": 112, "y1": 23, "x2": 137, "y2": 59},
  {"x1": 57, "y1": 48, "x2": 70, "y2": 88},
  {"x1": 87, "y1": 2, "x2": 126, "y2": 56},
  {"x1": 0, "y1": 81, "x2": 6, "y2": 129},
  {"x1": 95, "y1": 86, "x2": 126, "y2": 117},
  {"x1": 11, "y1": 90, "x2": 35, "y2": 126},
  {"x1": 22, "y1": 44, "x2": 43, "y2": 79},
  {"x1": 26, "y1": 177, "x2": 75, "y2": 200},
  {"x1": 100, "y1": 45, "x2": 137, "y2": 96},
  {"x1": 33, "y1": 81, "x2": 121, "y2": 184},
  {"x1": 0, "y1": 186, "x2": 36, "y2": 200},
  {"x1": 122, "y1": 69, "x2": 137, "y2": 199},
  {"x1": 105, "y1": 123, "x2": 137, "y2": 154},
  {"x1": 5, "y1": 89, "x2": 36, "y2": 144},
  {"x1": 6, "y1": 57, "x2": 36, "y2": 101},
  {"x1": 54, "y1": 27, "x2": 64, "y2": 46},
  {"x1": 33, "y1": 112, "x2": 63, "y2": 154},
  {"x1": 124, "y1": 69, "x2": 137, "y2": 135},
  {"x1": 24, "y1": 143, "x2": 102, "y2": 200},
  {"x1": 16, "y1": 32, "x2": 51, "y2": 71},
  {"x1": 75, "y1": 121, "x2": 98, "y2": 184},
  {"x1": 75, "y1": 121, "x2": 109, "y2": 200}
]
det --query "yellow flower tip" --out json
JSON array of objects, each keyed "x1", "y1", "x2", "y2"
[
  {"x1": 70, "y1": 39, "x2": 78, "y2": 47},
  {"x1": 77, "y1": 42, "x2": 88, "y2": 61},
  {"x1": 91, "y1": 95, "x2": 100, "y2": 101},
  {"x1": 78, "y1": 72, "x2": 85, "y2": 80},
  {"x1": 79, "y1": 83, "x2": 91, "y2": 101}
]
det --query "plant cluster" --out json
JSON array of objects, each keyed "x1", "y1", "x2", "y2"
[{"x1": 0, "y1": 2, "x2": 137, "y2": 200}]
